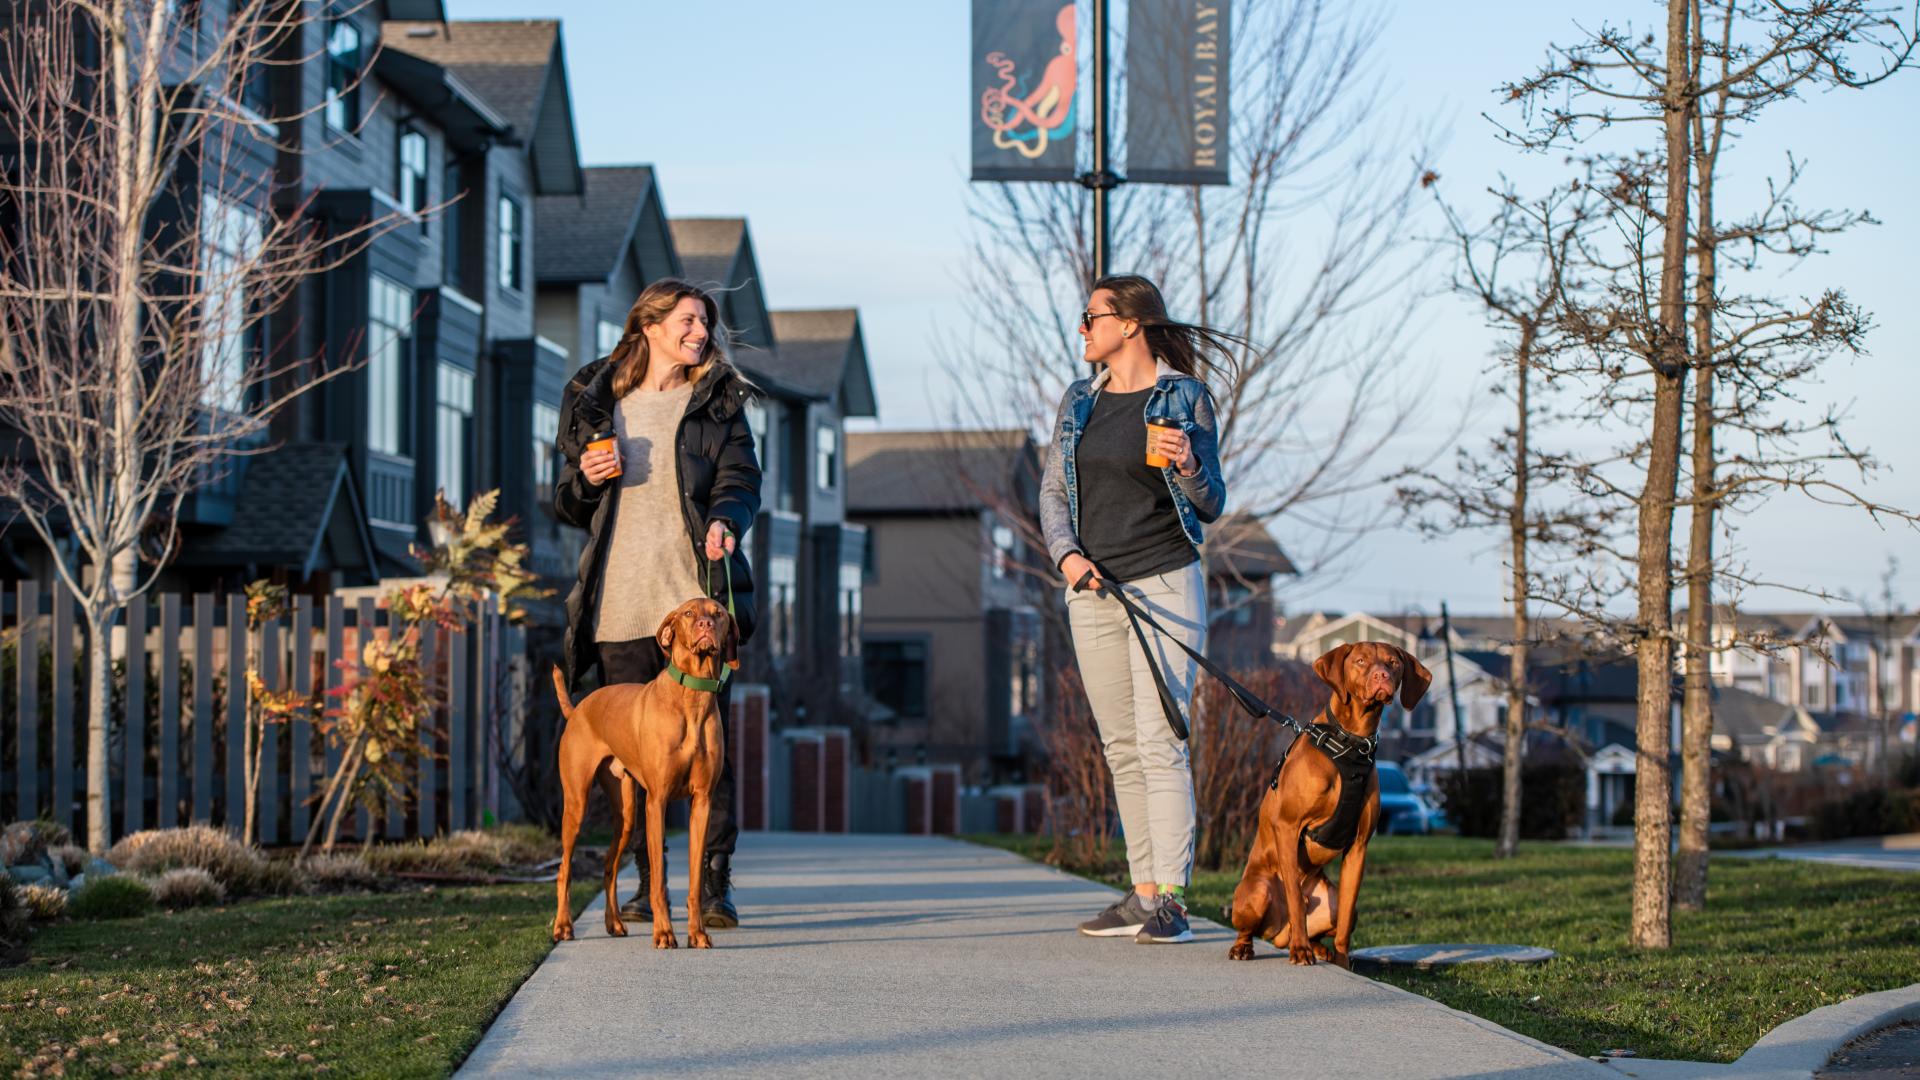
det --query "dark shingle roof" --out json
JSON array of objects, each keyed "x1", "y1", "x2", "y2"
[
  {"x1": 535, "y1": 166, "x2": 656, "y2": 283},
  {"x1": 762, "y1": 309, "x2": 858, "y2": 399},
  {"x1": 846, "y1": 430, "x2": 1034, "y2": 514},
  {"x1": 176, "y1": 444, "x2": 376, "y2": 574},
  {"x1": 669, "y1": 218, "x2": 745, "y2": 288},
  {"x1": 1203, "y1": 512, "x2": 1296, "y2": 578},
  {"x1": 1710, "y1": 685, "x2": 1805, "y2": 741}
]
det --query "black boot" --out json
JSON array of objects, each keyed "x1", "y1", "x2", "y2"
[
  {"x1": 700, "y1": 852, "x2": 739, "y2": 929},
  {"x1": 619, "y1": 845, "x2": 668, "y2": 921}
]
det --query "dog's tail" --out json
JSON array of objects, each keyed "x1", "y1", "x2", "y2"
[{"x1": 551, "y1": 665, "x2": 576, "y2": 721}]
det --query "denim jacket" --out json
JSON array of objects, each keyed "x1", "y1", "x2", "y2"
[{"x1": 1039, "y1": 358, "x2": 1227, "y2": 575}]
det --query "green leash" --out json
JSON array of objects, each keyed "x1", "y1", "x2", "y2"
[{"x1": 663, "y1": 534, "x2": 739, "y2": 694}]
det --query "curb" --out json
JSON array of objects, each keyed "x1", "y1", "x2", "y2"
[{"x1": 1609, "y1": 982, "x2": 1920, "y2": 1079}]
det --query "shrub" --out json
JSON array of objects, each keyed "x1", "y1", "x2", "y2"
[
  {"x1": 0, "y1": 875, "x2": 26, "y2": 955},
  {"x1": 1811, "y1": 787, "x2": 1919, "y2": 841},
  {"x1": 364, "y1": 827, "x2": 558, "y2": 878},
  {"x1": 302, "y1": 853, "x2": 379, "y2": 891},
  {"x1": 68, "y1": 876, "x2": 153, "y2": 920},
  {"x1": 47, "y1": 844, "x2": 88, "y2": 879},
  {"x1": 147, "y1": 868, "x2": 226, "y2": 910},
  {"x1": 108, "y1": 826, "x2": 267, "y2": 895},
  {"x1": 18, "y1": 883, "x2": 67, "y2": 921},
  {"x1": 1439, "y1": 765, "x2": 1588, "y2": 840}
]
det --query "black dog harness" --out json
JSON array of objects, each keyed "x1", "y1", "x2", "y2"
[{"x1": 1269, "y1": 716, "x2": 1378, "y2": 850}]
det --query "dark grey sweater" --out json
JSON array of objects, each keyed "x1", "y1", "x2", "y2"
[{"x1": 1076, "y1": 387, "x2": 1198, "y2": 582}]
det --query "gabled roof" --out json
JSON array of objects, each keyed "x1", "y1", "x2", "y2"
[
  {"x1": 382, "y1": 20, "x2": 582, "y2": 195},
  {"x1": 845, "y1": 430, "x2": 1035, "y2": 515},
  {"x1": 372, "y1": 48, "x2": 510, "y2": 152},
  {"x1": 535, "y1": 166, "x2": 680, "y2": 284},
  {"x1": 764, "y1": 309, "x2": 878, "y2": 417},
  {"x1": 1203, "y1": 512, "x2": 1295, "y2": 579},
  {"x1": 1710, "y1": 685, "x2": 1816, "y2": 743},
  {"x1": 670, "y1": 218, "x2": 746, "y2": 287},
  {"x1": 174, "y1": 444, "x2": 380, "y2": 581}
]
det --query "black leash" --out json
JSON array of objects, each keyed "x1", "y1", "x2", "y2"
[{"x1": 1072, "y1": 569, "x2": 1376, "y2": 766}]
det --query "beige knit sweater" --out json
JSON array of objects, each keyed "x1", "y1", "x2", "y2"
[{"x1": 593, "y1": 384, "x2": 703, "y2": 643}]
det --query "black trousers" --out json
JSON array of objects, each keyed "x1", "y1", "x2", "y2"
[{"x1": 597, "y1": 637, "x2": 738, "y2": 860}]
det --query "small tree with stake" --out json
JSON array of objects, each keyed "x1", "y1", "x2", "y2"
[{"x1": 299, "y1": 491, "x2": 546, "y2": 860}]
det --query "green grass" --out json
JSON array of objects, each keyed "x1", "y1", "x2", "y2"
[
  {"x1": 0, "y1": 880, "x2": 596, "y2": 1078},
  {"x1": 968, "y1": 834, "x2": 1920, "y2": 1063}
]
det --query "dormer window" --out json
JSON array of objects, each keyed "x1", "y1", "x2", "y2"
[
  {"x1": 497, "y1": 193, "x2": 524, "y2": 291},
  {"x1": 324, "y1": 17, "x2": 361, "y2": 133},
  {"x1": 815, "y1": 424, "x2": 837, "y2": 490},
  {"x1": 398, "y1": 127, "x2": 428, "y2": 221}
]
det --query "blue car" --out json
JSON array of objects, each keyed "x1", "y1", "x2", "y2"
[{"x1": 1376, "y1": 761, "x2": 1447, "y2": 835}]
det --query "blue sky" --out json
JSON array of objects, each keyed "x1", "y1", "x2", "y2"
[{"x1": 450, "y1": 0, "x2": 1920, "y2": 616}]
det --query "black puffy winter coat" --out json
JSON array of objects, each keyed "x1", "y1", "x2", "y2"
[{"x1": 553, "y1": 356, "x2": 761, "y2": 692}]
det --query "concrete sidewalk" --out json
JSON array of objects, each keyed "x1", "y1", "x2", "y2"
[{"x1": 458, "y1": 832, "x2": 1608, "y2": 1079}]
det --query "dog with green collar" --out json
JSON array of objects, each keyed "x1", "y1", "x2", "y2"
[{"x1": 550, "y1": 596, "x2": 739, "y2": 949}]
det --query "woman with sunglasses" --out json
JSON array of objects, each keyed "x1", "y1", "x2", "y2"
[{"x1": 1039, "y1": 274, "x2": 1234, "y2": 944}]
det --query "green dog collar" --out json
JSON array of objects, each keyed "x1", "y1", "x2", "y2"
[{"x1": 665, "y1": 662, "x2": 730, "y2": 694}]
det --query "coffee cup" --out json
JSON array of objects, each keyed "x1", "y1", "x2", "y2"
[
  {"x1": 586, "y1": 430, "x2": 621, "y2": 478},
  {"x1": 1145, "y1": 416, "x2": 1181, "y2": 469}
]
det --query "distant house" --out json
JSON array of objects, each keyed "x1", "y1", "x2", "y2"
[
  {"x1": 847, "y1": 430, "x2": 1046, "y2": 783},
  {"x1": 1201, "y1": 513, "x2": 1295, "y2": 668}
]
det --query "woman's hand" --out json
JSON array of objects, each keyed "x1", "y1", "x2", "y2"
[
  {"x1": 1060, "y1": 552, "x2": 1101, "y2": 591},
  {"x1": 1153, "y1": 426, "x2": 1198, "y2": 477},
  {"x1": 705, "y1": 520, "x2": 736, "y2": 561},
  {"x1": 580, "y1": 447, "x2": 621, "y2": 486}
]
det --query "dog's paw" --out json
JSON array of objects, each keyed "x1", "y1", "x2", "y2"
[
  {"x1": 653, "y1": 929, "x2": 679, "y2": 950},
  {"x1": 688, "y1": 929, "x2": 713, "y2": 950},
  {"x1": 1228, "y1": 941, "x2": 1256, "y2": 961},
  {"x1": 605, "y1": 918, "x2": 627, "y2": 939},
  {"x1": 551, "y1": 922, "x2": 574, "y2": 943},
  {"x1": 1312, "y1": 941, "x2": 1336, "y2": 963},
  {"x1": 1287, "y1": 939, "x2": 1317, "y2": 966}
]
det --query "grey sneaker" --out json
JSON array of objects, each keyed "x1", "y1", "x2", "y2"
[
  {"x1": 1135, "y1": 896, "x2": 1194, "y2": 944},
  {"x1": 1078, "y1": 891, "x2": 1153, "y2": 937}
]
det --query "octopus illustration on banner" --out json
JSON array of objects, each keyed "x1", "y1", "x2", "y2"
[{"x1": 980, "y1": 4, "x2": 1077, "y2": 160}]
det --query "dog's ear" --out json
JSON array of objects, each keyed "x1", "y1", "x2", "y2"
[
  {"x1": 1398, "y1": 647, "x2": 1434, "y2": 709},
  {"x1": 1313, "y1": 643, "x2": 1358, "y2": 692},
  {"x1": 722, "y1": 611, "x2": 739, "y2": 670},
  {"x1": 655, "y1": 606, "x2": 679, "y2": 650}
]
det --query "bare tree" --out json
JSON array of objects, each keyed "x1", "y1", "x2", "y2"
[
  {"x1": 1395, "y1": 180, "x2": 1607, "y2": 859},
  {"x1": 1502, "y1": 0, "x2": 1915, "y2": 944},
  {"x1": 1672, "y1": 0, "x2": 1916, "y2": 911},
  {"x1": 949, "y1": 0, "x2": 1439, "y2": 601},
  {"x1": 0, "y1": 0, "x2": 405, "y2": 851}
]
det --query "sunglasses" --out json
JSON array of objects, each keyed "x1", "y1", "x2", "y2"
[{"x1": 1080, "y1": 309, "x2": 1123, "y2": 331}]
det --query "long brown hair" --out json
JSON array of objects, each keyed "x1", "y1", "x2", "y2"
[
  {"x1": 1093, "y1": 273, "x2": 1247, "y2": 385},
  {"x1": 608, "y1": 278, "x2": 730, "y2": 398}
]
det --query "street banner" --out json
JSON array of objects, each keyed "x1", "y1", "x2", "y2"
[
  {"x1": 972, "y1": 1, "x2": 1079, "y2": 182},
  {"x1": 1127, "y1": 0, "x2": 1230, "y2": 185}
]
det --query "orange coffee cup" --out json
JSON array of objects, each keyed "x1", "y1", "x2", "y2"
[
  {"x1": 586, "y1": 430, "x2": 621, "y2": 478},
  {"x1": 1145, "y1": 416, "x2": 1180, "y2": 469}
]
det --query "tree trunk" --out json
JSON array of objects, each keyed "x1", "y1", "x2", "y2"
[
  {"x1": 1497, "y1": 327, "x2": 1535, "y2": 860},
  {"x1": 84, "y1": 608, "x2": 113, "y2": 854},
  {"x1": 1630, "y1": 0, "x2": 1693, "y2": 951},
  {"x1": 1676, "y1": 4, "x2": 1722, "y2": 914}
]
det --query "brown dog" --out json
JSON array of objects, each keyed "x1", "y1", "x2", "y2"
[
  {"x1": 1227, "y1": 642, "x2": 1432, "y2": 967},
  {"x1": 550, "y1": 597, "x2": 736, "y2": 949}
]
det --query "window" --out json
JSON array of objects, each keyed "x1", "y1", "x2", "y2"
[
  {"x1": 496, "y1": 193, "x2": 523, "y2": 291},
  {"x1": 862, "y1": 534, "x2": 878, "y2": 584},
  {"x1": 768, "y1": 555, "x2": 797, "y2": 657},
  {"x1": 815, "y1": 424, "x2": 837, "y2": 490},
  {"x1": 1215, "y1": 581, "x2": 1255, "y2": 626},
  {"x1": 839, "y1": 561, "x2": 863, "y2": 660},
  {"x1": 991, "y1": 524, "x2": 1015, "y2": 579},
  {"x1": 865, "y1": 640, "x2": 928, "y2": 719},
  {"x1": 323, "y1": 17, "x2": 361, "y2": 133},
  {"x1": 367, "y1": 276, "x2": 413, "y2": 455},
  {"x1": 596, "y1": 319, "x2": 624, "y2": 358},
  {"x1": 532, "y1": 401, "x2": 560, "y2": 506},
  {"x1": 398, "y1": 128, "x2": 428, "y2": 220},
  {"x1": 198, "y1": 193, "x2": 262, "y2": 413},
  {"x1": 435, "y1": 363, "x2": 474, "y2": 505}
]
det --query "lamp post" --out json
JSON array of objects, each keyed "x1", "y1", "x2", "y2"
[{"x1": 1078, "y1": 0, "x2": 1121, "y2": 285}]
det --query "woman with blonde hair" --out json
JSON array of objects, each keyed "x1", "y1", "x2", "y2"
[{"x1": 553, "y1": 278, "x2": 761, "y2": 928}]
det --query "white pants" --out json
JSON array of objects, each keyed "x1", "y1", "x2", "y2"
[{"x1": 1065, "y1": 562, "x2": 1205, "y2": 888}]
